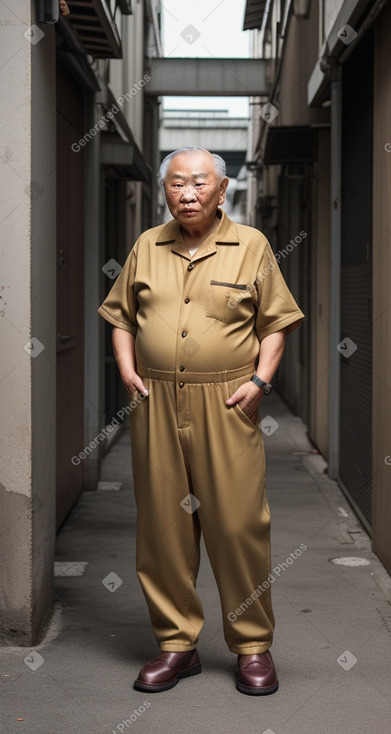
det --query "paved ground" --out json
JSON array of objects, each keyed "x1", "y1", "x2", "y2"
[{"x1": 1, "y1": 392, "x2": 391, "y2": 734}]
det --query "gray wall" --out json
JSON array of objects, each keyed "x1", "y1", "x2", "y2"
[{"x1": 0, "y1": 2, "x2": 56, "y2": 644}]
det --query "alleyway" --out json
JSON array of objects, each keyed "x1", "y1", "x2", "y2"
[{"x1": 1, "y1": 393, "x2": 391, "y2": 734}]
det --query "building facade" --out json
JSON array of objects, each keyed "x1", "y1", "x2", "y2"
[
  {"x1": 244, "y1": 0, "x2": 391, "y2": 574},
  {"x1": 0, "y1": 0, "x2": 161, "y2": 644}
]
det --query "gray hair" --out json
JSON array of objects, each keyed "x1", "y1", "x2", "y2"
[{"x1": 157, "y1": 146, "x2": 227, "y2": 187}]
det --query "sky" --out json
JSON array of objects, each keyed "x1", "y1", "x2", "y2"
[{"x1": 161, "y1": 0, "x2": 250, "y2": 118}]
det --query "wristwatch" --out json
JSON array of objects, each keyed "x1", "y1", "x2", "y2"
[{"x1": 250, "y1": 375, "x2": 273, "y2": 395}]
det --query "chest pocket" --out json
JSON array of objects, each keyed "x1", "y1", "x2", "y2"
[{"x1": 205, "y1": 280, "x2": 255, "y2": 324}]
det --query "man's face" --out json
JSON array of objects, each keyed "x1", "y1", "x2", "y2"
[{"x1": 164, "y1": 152, "x2": 229, "y2": 231}]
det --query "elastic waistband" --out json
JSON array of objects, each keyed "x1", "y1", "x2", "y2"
[{"x1": 137, "y1": 362, "x2": 254, "y2": 384}]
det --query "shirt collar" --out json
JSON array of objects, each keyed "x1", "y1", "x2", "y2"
[{"x1": 155, "y1": 209, "x2": 240, "y2": 256}]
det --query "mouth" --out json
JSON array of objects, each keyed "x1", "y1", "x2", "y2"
[{"x1": 181, "y1": 208, "x2": 199, "y2": 214}]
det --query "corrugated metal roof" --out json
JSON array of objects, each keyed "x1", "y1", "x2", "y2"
[
  {"x1": 66, "y1": 0, "x2": 122, "y2": 58},
  {"x1": 243, "y1": 0, "x2": 267, "y2": 30}
]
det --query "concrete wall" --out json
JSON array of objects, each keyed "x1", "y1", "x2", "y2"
[
  {"x1": 84, "y1": 93, "x2": 104, "y2": 490},
  {"x1": 372, "y1": 1, "x2": 391, "y2": 575},
  {"x1": 257, "y1": 5, "x2": 330, "y2": 424},
  {"x1": 109, "y1": 4, "x2": 146, "y2": 242},
  {"x1": 275, "y1": 174, "x2": 307, "y2": 419},
  {"x1": 83, "y1": 3, "x2": 152, "y2": 486},
  {"x1": 277, "y1": 7, "x2": 328, "y2": 127},
  {"x1": 129, "y1": 1, "x2": 149, "y2": 240},
  {"x1": 0, "y1": 2, "x2": 56, "y2": 643},
  {"x1": 246, "y1": 96, "x2": 263, "y2": 227},
  {"x1": 110, "y1": 5, "x2": 145, "y2": 150}
]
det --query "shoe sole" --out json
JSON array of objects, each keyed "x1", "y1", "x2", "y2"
[
  {"x1": 236, "y1": 678, "x2": 279, "y2": 696},
  {"x1": 133, "y1": 662, "x2": 202, "y2": 693}
]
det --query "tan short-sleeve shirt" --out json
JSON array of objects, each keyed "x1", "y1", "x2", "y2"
[{"x1": 97, "y1": 209, "x2": 304, "y2": 372}]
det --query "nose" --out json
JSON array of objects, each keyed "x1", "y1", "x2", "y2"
[{"x1": 180, "y1": 185, "x2": 197, "y2": 202}]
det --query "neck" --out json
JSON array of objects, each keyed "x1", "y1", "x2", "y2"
[{"x1": 181, "y1": 215, "x2": 219, "y2": 243}]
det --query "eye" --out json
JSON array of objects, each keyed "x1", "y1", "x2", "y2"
[{"x1": 195, "y1": 183, "x2": 205, "y2": 188}]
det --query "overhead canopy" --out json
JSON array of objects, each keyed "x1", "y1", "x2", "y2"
[
  {"x1": 101, "y1": 136, "x2": 151, "y2": 182},
  {"x1": 65, "y1": 0, "x2": 130, "y2": 58}
]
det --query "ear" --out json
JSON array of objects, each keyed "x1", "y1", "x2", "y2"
[{"x1": 218, "y1": 177, "x2": 229, "y2": 205}]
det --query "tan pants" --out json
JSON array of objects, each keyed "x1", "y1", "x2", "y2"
[{"x1": 129, "y1": 363, "x2": 275, "y2": 655}]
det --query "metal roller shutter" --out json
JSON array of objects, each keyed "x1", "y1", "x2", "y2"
[{"x1": 339, "y1": 29, "x2": 373, "y2": 530}]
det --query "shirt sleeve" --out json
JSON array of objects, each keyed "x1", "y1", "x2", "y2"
[
  {"x1": 97, "y1": 247, "x2": 138, "y2": 335},
  {"x1": 255, "y1": 241, "x2": 305, "y2": 340}
]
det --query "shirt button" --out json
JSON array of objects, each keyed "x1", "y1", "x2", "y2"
[
  {"x1": 184, "y1": 297, "x2": 190, "y2": 304},
  {"x1": 188, "y1": 263, "x2": 195, "y2": 271},
  {"x1": 179, "y1": 365, "x2": 185, "y2": 372},
  {"x1": 225, "y1": 292, "x2": 230, "y2": 298},
  {"x1": 179, "y1": 382, "x2": 184, "y2": 389},
  {"x1": 182, "y1": 330, "x2": 187, "y2": 338}
]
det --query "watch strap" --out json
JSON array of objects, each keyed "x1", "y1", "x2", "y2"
[
  {"x1": 251, "y1": 375, "x2": 272, "y2": 394},
  {"x1": 251, "y1": 375, "x2": 267, "y2": 389}
]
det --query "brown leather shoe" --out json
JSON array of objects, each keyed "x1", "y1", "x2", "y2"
[
  {"x1": 236, "y1": 651, "x2": 279, "y2": 695},
  {"x1": 134, "y1": 650, "x2": 201, "y2": 693}
]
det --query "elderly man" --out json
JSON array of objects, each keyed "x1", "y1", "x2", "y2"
[{"x1": 98, "y1": 146, "x2": 304, "y2": 695}]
